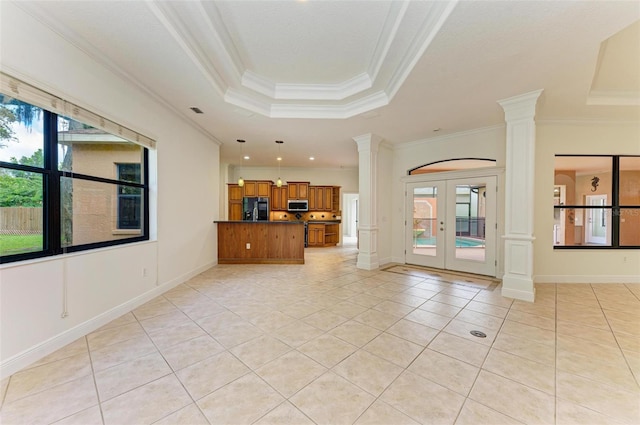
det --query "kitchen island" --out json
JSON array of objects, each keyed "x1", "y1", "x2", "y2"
[{"x1": 215, "y1": 221, "x2": 305, "y2": 264}]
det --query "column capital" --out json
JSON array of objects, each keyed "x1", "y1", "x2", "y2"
[
  {"x1": 498, "y1": 89, "x2": 544, "y2": 122},
  {"x1": 353, "y1": 133, "x2": 383, "y2": 153}
]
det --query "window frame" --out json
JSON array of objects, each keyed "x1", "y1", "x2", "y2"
[
  {"x1": 553, "y1": 154, "x2": 640, "y2": 250},
  {"x1": 116, "y1": 163, "x2": 143, "y2": 230},
  {"x1": 1, "y1": 108, "x2": 150, "y2": 264}
]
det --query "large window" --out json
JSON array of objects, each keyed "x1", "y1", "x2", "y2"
[
  {"x1": 1, "y1": 95, "x2": 149, "y2": 263},
  {"x1": 553, "y1": 155, "x2": 640, "y2": 249},
  {"x1": 116, "y1": 163, "x2": 142, "y2": 230}
]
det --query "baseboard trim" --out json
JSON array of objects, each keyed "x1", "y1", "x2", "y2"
[
  {"x1": 535, "y1": 275, "x2": 640, "y2": 284},
  {"x1": 0, "y1": 260, "x2": 216, "y2": 379},
  {"x1": 501, "y1": 286, "x2": 536, "y2": 302}
]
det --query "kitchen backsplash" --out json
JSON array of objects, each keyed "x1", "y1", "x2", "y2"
[{"x1": 270, "y1": 210, "x2": 341, "y2": 222}]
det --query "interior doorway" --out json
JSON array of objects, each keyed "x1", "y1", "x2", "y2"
[
  {"x1": 342, "y1": 193, "x2": 359, "y2": 246},
  {"x1": 405, "y1": 175, "x2": 497, "y2": 276},
  {"x1": 585, "y1": 194, "x2": 608, "y2": 245}
]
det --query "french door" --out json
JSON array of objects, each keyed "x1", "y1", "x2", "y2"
[{"x1": 406, "y1": 176, "x2": 497, "y2": 276}]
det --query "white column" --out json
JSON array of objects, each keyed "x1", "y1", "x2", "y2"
[
  {"x1": 354, "y1": 133, "x2": 383, "y2": 270},
  {"x1": 498, "y1": 89, "x2": 543, "y2": 302}
]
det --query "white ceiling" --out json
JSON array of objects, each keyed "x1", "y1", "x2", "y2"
[{"x1": 13, "y1": 0, "x2": 640, "y2": 170}]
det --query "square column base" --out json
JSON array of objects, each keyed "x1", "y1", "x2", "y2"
[{"x1": 501, "y1": 274, "x2": 536, "y2": 302}]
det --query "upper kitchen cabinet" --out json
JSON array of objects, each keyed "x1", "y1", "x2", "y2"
[
  {"x1": 228, "y1": 183, "x2": 243, "y2": 221},
  {"x1": 288, "y1": 182, "x2": 309, "y2": 200},
  {"x1": 309, "y1": 186, "x2": 341, "y2": 211},
  {"x1": 271, "y1": 185, "x2": 289, "y2": 211},
  {"x1": 228, "y1": 184, "x2": 243, "y2": 201},
  {"x1": 243, "y1": 180, "x2": 272, "y2": 197}
]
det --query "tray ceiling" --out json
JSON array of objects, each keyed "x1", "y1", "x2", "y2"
[{"x1": 4, "y1": 1, "x2": 640, "y2": 169}]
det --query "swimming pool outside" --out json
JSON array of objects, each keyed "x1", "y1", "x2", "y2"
[{"x1": 415, "y1": 236, "x2": 485, "y2": 247}]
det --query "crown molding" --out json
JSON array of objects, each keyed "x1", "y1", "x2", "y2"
[
  {"x1": 224, "y1": 88, "x2": 272, "y2": 117},
  {"x1": 6, "y1": 3, "x2": 223, "y2": 146},
  {"x1": 274, "y1": 73, "x2": 372, "y2": 101},
  {"x1": 394, "y1": 124, "x2": 506, "y2": 151},
  {"x1": 367, "y1": 1, "x2": 410, "y2": 82},
  {"x1": 226, "y1": 88, "x2": 389, "y2": 119},
  {"x1": 537, "y1": 119, "x2": 640, "y2": 126},
  {"x1": 145, "y1": 0, "x2": 458, "y2": 119},
  {"x1": 270, "y1": 91, "x2": 390, "y2": 119},
  {"x1": 385, "y1": 0, "x2": 459, "y2": 100},
  {"x1": 147, "y1": 1, "x2": 233, "y2": 95},
  {"x1": 241, "y1": 71, "x2": 373, "y2": 101},
  {"x1": 586, "y1": 90, "x2": 640, "y2": 106}
]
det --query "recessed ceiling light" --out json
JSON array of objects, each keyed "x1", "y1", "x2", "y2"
[
  {"x1": 277, "y1": 157, "x2": 282, "y2": 161},
  {"x1": 244, "y1": 156, "x2": 250, "y2": 160},
  {"x1": 190, "y1": 107, "x2": 203, "y2": 114},
  {"x1": 309, "y1": 157, "x2": 315, "y2": 161}
]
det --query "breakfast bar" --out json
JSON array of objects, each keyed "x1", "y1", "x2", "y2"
[{"x1": 215, "y1": 221, "x2": 305, "y2": 264}]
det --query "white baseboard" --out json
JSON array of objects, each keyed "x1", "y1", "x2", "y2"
[
  {"x1": 376, "y1": 256, "x2": 393, "y2": 269},
  {"x1": 501, "y1": 286, "x2": 536, "y2": 302},
  {"x1": 535, "y1": 275, "x2": 640, "y2": 284},
  {"x1": 357, "y1": 253, "x2": 379, "y2": 270},
  {"x1": 0, "y1": 261, "x2": 216, "y2": 379}
]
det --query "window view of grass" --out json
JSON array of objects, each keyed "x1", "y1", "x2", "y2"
[{"x1": 0, "y1": 234, "x2": 42, "y2": 256}]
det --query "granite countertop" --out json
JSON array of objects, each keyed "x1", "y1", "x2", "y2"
[
  {"x1": 214, "y1": 220, "x2": 305, "y2": 224},
  {"x1": 307, "y1": 221, "x2": 341, "y2": 224}
]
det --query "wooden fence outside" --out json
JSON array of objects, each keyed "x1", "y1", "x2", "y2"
[{"x1": 0, "y1": 207, "x2": 43, "y2": 235}]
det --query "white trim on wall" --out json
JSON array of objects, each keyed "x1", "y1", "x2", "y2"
[
  {"x1": 535, "y1": 275, "x2": 640, "y2": 284},
  {"x1": 0, "y1": 259, "x2": 216, "y2": 379}
]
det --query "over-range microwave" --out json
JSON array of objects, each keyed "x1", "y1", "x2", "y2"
[{"x1": 287, "y1": 200, "x2": 308, "y2": 212}]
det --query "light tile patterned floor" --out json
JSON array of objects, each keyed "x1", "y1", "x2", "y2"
[{"x1": 1, "y1": 244, "x2": 639, "y2": 424}]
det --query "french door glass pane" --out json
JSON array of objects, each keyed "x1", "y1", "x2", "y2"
[
  {"x1": 412, "y1": 186, "x2": 437, "y2": 257},
  {"x1": 455, "y1": 184, "x2": 486, "y2": 261}
]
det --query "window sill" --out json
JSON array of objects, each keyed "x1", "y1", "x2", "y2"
[{"x1": 112, "y1": 229, "x2": 142, "y2": 236}]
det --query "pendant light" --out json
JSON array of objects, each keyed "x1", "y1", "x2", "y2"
[
  {"x1": 237, "y1": 139, "x2": 245, "y2": 187},
  {"x1": 275, "y1": 140, "x2": 284, "y2": 187}
]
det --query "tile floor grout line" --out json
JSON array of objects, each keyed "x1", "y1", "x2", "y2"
[
  {"x1": 590, "y1": 282, "x2": 640, "y2": 391},
  {"x1": 83, "y1": 335, "x2": 107, "y2": 425},
  {"x1": 4, "y1": 250, "x2": 639, "y2": 424}
]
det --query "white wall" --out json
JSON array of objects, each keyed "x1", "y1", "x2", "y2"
[
  {"x1": 377, "y1": 143, "x2": 394, "y2": 265},
  {"x1": 390, "y1": 126, "x2": 507, "y2": 265},
  {"x1": 534, "y1": 121, "x2": 640, "y2": 282},
  {"x1": 0, "y1": 2, "x2": 220, "y2": 377}
]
